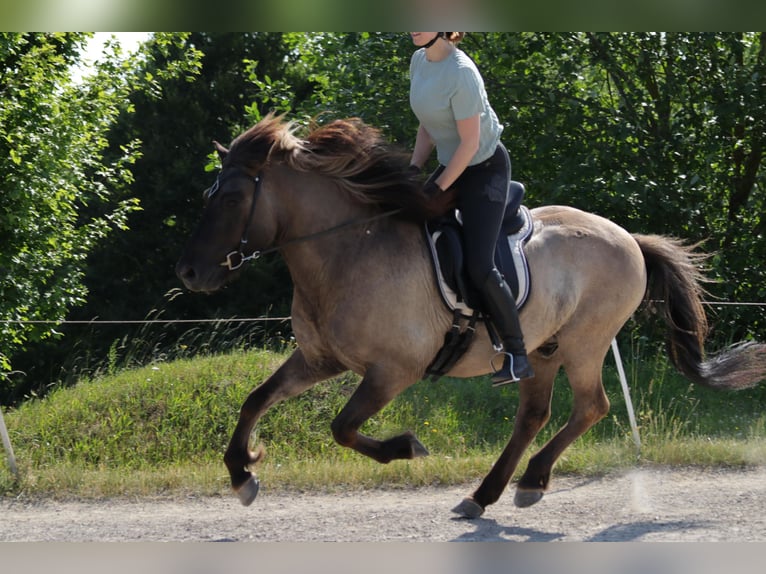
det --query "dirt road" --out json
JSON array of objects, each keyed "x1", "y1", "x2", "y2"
[{"x1": 2, "y1": 466, "x2": 765, "y2": 542}]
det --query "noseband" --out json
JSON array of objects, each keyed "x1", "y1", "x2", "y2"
[{"x1": 211, "y1": 171, "x2": 402, "y2": 272}]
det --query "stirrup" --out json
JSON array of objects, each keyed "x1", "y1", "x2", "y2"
[
  {"x1": 490, "y1": 352, "x2": 533, "y2": 386},
  {"x1": 490, "y1": 352, "x2": 520, "y2": 386}
]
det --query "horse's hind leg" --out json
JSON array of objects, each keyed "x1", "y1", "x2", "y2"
[
  {"x1": 330, "y1": 364, "x2": 426, "y2": 463},
  {"x1": 224, "y1": 348, "x2": 343, "y2": 505},
  {"x1": 515, "y1": 359, "x2": 610, "y2": 508},
  {"x1": 453, "y1": 355, "x2": 558, "y2": 518}
]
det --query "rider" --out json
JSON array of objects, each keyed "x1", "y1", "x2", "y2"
[{"x1": 407, "y1": 32, "x2": 533, "y2": 385}]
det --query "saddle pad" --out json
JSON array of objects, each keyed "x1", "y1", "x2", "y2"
[{"x1": 426, "y1": 205, "x2": 534, "y2": 317}]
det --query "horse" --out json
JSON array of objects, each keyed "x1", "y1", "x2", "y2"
[{"x1": 176, "y1": 113, "x2": 766, "y2": 518}]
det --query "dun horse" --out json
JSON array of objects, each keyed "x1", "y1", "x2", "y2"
[{"x1": 176, "y1": 114, "x2": 766, "y2": 518}]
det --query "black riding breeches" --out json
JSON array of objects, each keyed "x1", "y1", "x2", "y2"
[{"x1": 427, "y1": 142, "x2": 521, "y2": 289}]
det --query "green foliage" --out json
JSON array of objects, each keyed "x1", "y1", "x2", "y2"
[
  {"x1": 505, "y1": 33, "x2": 765, "y2": 342},
  {"x1": 0, "y1": 33, "x2": 140, "y2": 378},
  {"x1": 0, "y1": 33, "x2": 204, "y2": 400},
  {"x1": 14, "y1": 33, "x2": 296, "y2": 397},
  {"x1": 244, "y1": 33, "x2": 418, "y2": 145}
]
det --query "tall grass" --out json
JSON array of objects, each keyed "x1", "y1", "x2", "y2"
[
  {"x1": 46, "y1": 301, "x2": 291, "y2": 394},
  {"x1": 2, "y1": 340, "x2": 765, "y2": 499}
]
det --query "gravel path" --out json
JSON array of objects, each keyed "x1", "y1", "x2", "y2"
[{"x1": 2, "y1": 466, "x2": 765, "y2": 542}]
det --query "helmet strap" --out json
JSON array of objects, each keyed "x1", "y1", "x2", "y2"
[{"x1": 422, "y1": 32, "x2": 444, "y2": 50}]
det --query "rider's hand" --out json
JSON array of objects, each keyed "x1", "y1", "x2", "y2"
[{"x1": 423, "y1": 180, "x2": 443, "y2": 198}]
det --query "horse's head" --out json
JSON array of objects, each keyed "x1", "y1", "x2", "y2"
[
  {"x1": 175, "y1": 142, "x2": 276, "y2": 293},
  {"x1": 176, "y1": 113, "x2": 439, "y2": 293}
]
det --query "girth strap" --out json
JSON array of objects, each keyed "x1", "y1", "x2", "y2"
[{"x1": 424, "y1": 309, "x2": 478, "y2": 381}]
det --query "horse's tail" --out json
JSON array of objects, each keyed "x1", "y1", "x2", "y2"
[{"x1": 634, "y1": 233, "x2": 766, "y2": 390}]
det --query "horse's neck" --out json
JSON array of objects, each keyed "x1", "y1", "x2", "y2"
[
  {"x1": 273, "y1": 172, "x2": 423, "y2": 299},
  {"x1": 274, "y1": 169, "x2": 370, "y2": 241},
  {"x1": 273, "y1": 169, "x2": 383, "y2": 278}
]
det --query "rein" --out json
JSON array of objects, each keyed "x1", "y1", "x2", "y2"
[{"x1": 219, "y1": 173, "x2": 402, "y2": 271}]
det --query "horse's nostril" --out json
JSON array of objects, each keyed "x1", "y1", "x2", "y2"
[{"x1": 176, "y1": 263, "x2": 196, "y2": 282}]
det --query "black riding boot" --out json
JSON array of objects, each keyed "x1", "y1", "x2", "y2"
[{"x1": 481, "y1": 268, "x2": 534, "y2": 386}]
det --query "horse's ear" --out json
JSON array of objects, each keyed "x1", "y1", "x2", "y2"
[{"x1": 213, "y1": 140, "x2": 229, "y2": 161}]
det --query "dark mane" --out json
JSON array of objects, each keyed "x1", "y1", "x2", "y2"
[
  {"x1": 224, "y1": 113, "x2": 305, "y2": 172},
  {"x1": 224, "y1": 113, "x2": 450, "y2": 220}
]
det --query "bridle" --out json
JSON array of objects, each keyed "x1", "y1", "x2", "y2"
[
  {"x1": 211, "y1": 171, "x2": 264, "y2": 271},
  {"x1": 208, "y1": 171, "x2": 402, "y2": 271}
]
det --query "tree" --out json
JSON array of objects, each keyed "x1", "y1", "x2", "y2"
[
  {"x1": 245, "y1": 33, "x2": 417, "y2": 143},
  {"x1": 0, "y1": 33, "x2": 140, "y2": 390},
  {"x1": 573, "y1": 33, "x2": 765, "y2": 339},
  {"x1": 7, "y1": 33, "x2": 303, "y2": 399},
  {"x1": 78, "y1": 33, "x2": 296, "y2": 325},
  {"x1": 78, "y1": 33, "x2": 302, "y2": 335},
  {"x1": 1, "y1": 33, "x2": 202, "y2": 402}
]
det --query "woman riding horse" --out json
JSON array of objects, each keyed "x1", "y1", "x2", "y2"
[{"x1": 408, "y1": 32, "x2": 532, "y2": 385}]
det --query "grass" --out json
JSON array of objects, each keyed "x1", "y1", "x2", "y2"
[{"x1": 2, "y1": 345, "x2": 766, "y2": 499}]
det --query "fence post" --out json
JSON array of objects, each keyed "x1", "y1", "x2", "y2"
[
  {"x1": 0, "y1": 406, "x2": 19, "y2": 479},
  {"x1": 611, "y1": 338, "x2": 641, "y2": 455}
]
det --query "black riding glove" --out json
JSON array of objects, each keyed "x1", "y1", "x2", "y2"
[{"x1": 423, "y1": 180, "x2": 443, "y2": 198}]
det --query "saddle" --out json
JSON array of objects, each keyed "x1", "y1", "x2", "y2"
[{"x1": 423, "y1": 181, "x2": 534, "y2": 380}]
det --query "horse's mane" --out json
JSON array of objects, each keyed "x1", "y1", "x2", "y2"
[{"x1": 223, "y1": 113, "x2": 451, "y2": 220}]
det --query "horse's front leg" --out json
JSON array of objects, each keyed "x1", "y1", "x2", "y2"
[
  {"x1": 330, "y1": 364, "x2": 428, "y2": 463},
  {"x1": 224, "y1": 348, "x2": 343, "y2": 505}
]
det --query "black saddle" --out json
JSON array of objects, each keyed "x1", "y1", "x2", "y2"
[{"x1": 425, "y1": 181, "x2": 534, "y2": 316}]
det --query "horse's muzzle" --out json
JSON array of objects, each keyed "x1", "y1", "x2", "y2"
[{"x1": 175, "y1": 261, "x2": 226, "y2": 293}]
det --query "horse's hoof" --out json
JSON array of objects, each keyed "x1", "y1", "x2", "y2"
[
  {"x1": 514, "y1": 488, "x2": 544, "y2": 508},
  {"x1": 451, "y1": 497, "x2": 485, "y2": 519},
  {"x1": 236, "y1": 476, "x2": 260, "y2": 506},
  {"x1": 411, "y1": 437, "x2": 430, "y2": 458}
]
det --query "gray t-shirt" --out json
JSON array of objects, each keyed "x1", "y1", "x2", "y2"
[{"x1": 409, "y1": 47, "x2": 503, "y2": 167}]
